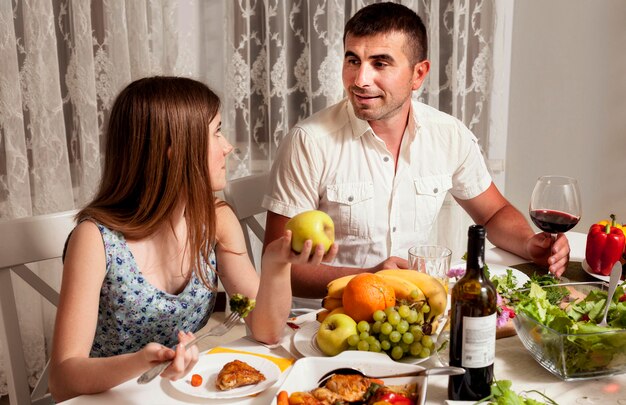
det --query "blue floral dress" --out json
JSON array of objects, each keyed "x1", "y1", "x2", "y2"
[{"x1": 89, "y1": 222, "x2": 217, "y2": 357}]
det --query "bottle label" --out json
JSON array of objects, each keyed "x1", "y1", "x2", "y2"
[{"x1": 461, "y1": 313, "x2": 496, "y2": 368}]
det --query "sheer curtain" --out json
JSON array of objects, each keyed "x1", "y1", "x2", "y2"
[
  {"x1": 223, "y1": 0, "x2": 502, "y2": 259},
  {"x1": 0, "y1": 0, "x2": 213, "y2": 395}
]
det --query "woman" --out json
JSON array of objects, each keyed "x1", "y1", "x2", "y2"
[{"x1": 49, "y1": 76, "x2": 333, "y2": 401}]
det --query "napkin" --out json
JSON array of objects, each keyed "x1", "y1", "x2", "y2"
[{"x1": 207, "y1": 347, "x2": 295, "y2": 372}]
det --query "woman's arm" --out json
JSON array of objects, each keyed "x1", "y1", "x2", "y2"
[{"x1": 49, "y1": 221, "x2": 196, "y2": 402}]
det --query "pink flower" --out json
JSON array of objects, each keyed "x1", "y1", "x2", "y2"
[{"x1": 447, "y1": 266, "x2": 466, "y2": 280}]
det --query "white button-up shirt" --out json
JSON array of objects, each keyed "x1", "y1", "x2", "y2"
[{"x1": 263, "y1": 99, "x2": 491, "y2": 268}]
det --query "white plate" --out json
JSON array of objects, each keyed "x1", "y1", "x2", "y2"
[
  {"x1": 169, "y1": 353, "x2": 280, "y2": 399},
  {"x1": 293, "y1": 321, "x2": 434, "y2": 365},
  {"x1": 277, "y1": 351, "x2": 427, "y2": 405},
  {"x1": 450, "y1": 262, "x2": 530, "y2": 288},
  {"x1": 581, "y1": 259, "x2": 610, "y2": 282}
]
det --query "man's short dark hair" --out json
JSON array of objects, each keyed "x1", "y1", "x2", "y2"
[{"x1": 344, "y1": 2, "x2": 428, "y2": 65}]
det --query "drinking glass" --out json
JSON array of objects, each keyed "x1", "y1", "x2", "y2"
[
  {"x1": 529, "y1": 175, "x2": 581, "y2": 238},
  {"x1": 408, "y1": 245, "x2": 452, "y2": 293}
]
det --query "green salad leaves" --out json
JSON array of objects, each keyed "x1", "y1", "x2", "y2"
[{"x1": 477, "y1": 380, "x2": 558, "y2": 405}]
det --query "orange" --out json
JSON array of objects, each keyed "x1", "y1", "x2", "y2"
[{"x1": 342, "y1": 273, "x2": 396, "y2": 322}]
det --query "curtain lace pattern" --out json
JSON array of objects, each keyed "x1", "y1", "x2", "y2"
[
  {"x1": 0, "y1": 0, "x2": 203, "y2": 396},
  {"x1": 0, "y1": 0, "x2": 497, "y2": 397}
]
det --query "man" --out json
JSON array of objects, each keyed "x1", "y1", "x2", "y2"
[{"x1": 262, "y1": 2, "x2": 570, "y2": 300}]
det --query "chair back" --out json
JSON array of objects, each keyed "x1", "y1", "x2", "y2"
[
  {"x1": 223, "y1": 173, "x2": 269, "y2": 267},
  {"x1": 0, "y1": 210, "x2": 78, "y2": 405}
]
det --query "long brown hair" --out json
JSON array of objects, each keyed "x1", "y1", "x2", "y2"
[{"x1": 79, "y1": 76, "x2": 220, "y2": 289}]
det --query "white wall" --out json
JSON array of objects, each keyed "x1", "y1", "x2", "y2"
[{"x1": 506, "y1": 0, "x2": 626, "y2": 233}]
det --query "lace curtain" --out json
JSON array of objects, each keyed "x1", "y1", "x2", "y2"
[
  {"x1": 0, "y1": 0, "x2": 214, "y2": 396},
  {"x1": 223, "y1": 0, "x2": 498, "y2": 258}
]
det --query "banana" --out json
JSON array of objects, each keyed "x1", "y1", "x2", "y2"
[
  {"x1": 375, "y1": 269, "x2": 447, "y2": 321},
  {"x1": 376, "y1": 273, "x2": 424, "y2": 301},
  {"x1": 321, "y1": 296, "x2": 343, "y2": 311},
  {"x1": 316, "y1": 306, "x2": 345, "y2": 323},
  {"x1": 325, "y1": 274, "x2": 357, "y2": 298}
]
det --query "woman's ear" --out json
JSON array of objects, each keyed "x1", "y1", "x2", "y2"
[{"x1": 167, "y1": 146, "x2": 172, "y2": 160}]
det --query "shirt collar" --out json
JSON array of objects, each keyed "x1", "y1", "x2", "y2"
[{"x1": 346, "y1": 98, "x2": 420, "y2": 140}]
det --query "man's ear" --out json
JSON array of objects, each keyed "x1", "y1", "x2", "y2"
[{"x1": 412, "y1": 60, "x2": 430, "y2": 91}]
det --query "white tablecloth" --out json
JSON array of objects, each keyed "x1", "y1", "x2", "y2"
[{"x1": 64, "y1": 232, "x2": 626, "y2": 404}]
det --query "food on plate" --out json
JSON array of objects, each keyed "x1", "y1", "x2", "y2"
[
  {"x1": 317, "y1": 270, "x2": 447, "y2": 360},
  {"x1": 277, "y1": 374, "x2": 418, "y2": 404},
  {"x1": 585, "y1": 214, "x2": 625, "y2": 276},
  {"x1": 215, "y1": 359, "x2": 266, "y2": 391},
  {"x1": 342, "y1": 274, "x2": 396, "y2": 322},
  {"x1": 285, "y1": 210, "x2": 335, "y2": 254},
  {"x1": 190, "y1": 373, "x2": 203, "y2": 387},
  {"x1": 229, "y1": 293, "x2": 256, "y2": 317},
  {"x1": 316, "y1": 313, "x2": 358, "y2": 356}
]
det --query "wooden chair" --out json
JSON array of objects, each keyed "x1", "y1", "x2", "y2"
[
  {"x1": 223, "y1": 172, "x2": 269, "y2": 268},
  {"x1": 0, "y1": 210, "x2": 77, "y2": 405}
]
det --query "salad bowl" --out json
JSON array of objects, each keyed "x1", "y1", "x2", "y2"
[{"x1": 512, "y1": 281, "x2": 626, "y2": 380}]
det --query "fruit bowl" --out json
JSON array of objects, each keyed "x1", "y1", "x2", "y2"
[{"x1": 512, "y1": 281, "x2": 626, "y2": 381}]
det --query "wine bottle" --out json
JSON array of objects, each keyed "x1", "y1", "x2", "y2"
[{"x1": 448, "y1": 225, "x2": 497, "y2": 401}]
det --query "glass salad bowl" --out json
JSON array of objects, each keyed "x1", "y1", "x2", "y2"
[{"x1": 512, "y1": 281, "x2": 626, "y2": 381}]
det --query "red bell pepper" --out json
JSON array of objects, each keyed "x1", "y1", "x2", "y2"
[
  {"x1": 372, "y1": 392, "x2": 415, "y2": 405},
  {"x1": 585, "y1": 214, "x2": 625, "y2": 276}
]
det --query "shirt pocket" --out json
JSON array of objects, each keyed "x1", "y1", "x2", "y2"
[
  {"x1": 413, "y1": 175, "x2": 452, "y2": 231},
  {"x1": 326, "y1": 182, "x2": 374, "y2": 238}
]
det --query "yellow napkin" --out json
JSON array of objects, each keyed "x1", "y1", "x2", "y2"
[{"x1": 207, "y1": 347, "x2": 295, "y2": 372}]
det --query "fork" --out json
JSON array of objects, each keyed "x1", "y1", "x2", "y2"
[
  {"x1": 598, "y1": 262, "x2": 622, "y2": 327},
  {"x1": 136, "y1": 311, "x2": 242, "y2": 384}
]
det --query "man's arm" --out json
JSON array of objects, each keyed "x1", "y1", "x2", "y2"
[
  {"x1": 455, "y1": 182, "x2": 570, "y2": 277},
  {"x1": 263, "y1": 211, "x2": 407, "y2": 297}
]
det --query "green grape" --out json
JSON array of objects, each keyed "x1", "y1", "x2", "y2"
[
  {"x1": 347, "y1": 334, "x2": 360, "y2": 347},
  {"x1": 373, "y1": 310, "x2": 386, "y2": 322},
  {"x1": 366, "y1": 336, "x2": 378, "y2": 346},
  {"x1": 410, "y1": 289, "x2": 422, "y2": 299},
  {"x1": 421, "y1": 303, "x2": 430, "y2": 314},
  {"x1": 396, "y1": 320, "x2": 409, "y2": 334},
  {"x1": 380, "y1": 322, "x2": 393, "y2": 335},
  {"x1": 389, "y1": 331, "x2": 401, "y2": 343},
  {"x1": 398, "y1": 304, "x2": 411, "y2": 318},
  {"x1": 369, "y1": 340, "x2": 382, "y2": 352},
  {"x1": 357, "y1": 340, "x2": 370, "y2": 351},
  {"x1": 409, "y1": 325, "x2": 422, "y2": 336},
  {"x1": 371, "y1": 321, "x2": 382, "y2": 334},
  {"x1": 380, "y1": 339, "x2": 391, "y2": 351},
  {"x1": 391, "y1": 345, "x2": 404, "y2": 360},
  {"x1": 402, "y1": 332, "x2": 414, "y2": 344},
  {"x1": 421, "y1": 335, "x2": 434, "y2": 349},
  {"x1": 419, "y1": 347, "x2": 431, "y2": 358},
  {"x1": 406, "y1": 309, "x2": 418, "y2": 324},
  {"x1": 357, "y1": 320, "x2": 370, "y2": 333},
  {"x1": 384, "y1": 306, "x2": 397, "y2": 317},
  {"x1": 409, "y1": 341, "x2": 423, "y2": 356},
  {"x1": 399, "y1": 341, "x2": 410, "y2": 352},
  {"x1": 359, "y1": 331, "x2": 369, "y2": 340},
  {"x1": 387, "y1": 311, "x2": 401, "y2": 326}
]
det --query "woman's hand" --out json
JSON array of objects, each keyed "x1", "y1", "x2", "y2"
[
  {"x1": 141, "y1": 331, "x2": 199, "y2": 380},
  {"x1": 263, "y1": 230, "x2": 338, "y2": 268}
]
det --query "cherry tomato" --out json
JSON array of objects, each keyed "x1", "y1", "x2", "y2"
[
  {"x1": 190, "y1": 373, "x2": 203, "y2": 387},
  {"x1": 619, "y1": 293, "x2": 626, "y2": 302}
]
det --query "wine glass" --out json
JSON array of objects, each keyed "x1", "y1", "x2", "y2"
[{"x1": 529, "y1": 175, "x2": 581, "y2": 241}]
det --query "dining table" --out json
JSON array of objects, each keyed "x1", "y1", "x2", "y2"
[{"x1": 63, "y1": 231, "x2": 626, "y2": 404}]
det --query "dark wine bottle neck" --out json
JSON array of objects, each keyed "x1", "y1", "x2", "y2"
[{"x1": 466, "y1": 234, "x2": 485, "y2": 276}]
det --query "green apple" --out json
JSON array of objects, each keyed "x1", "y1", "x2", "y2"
[
  {"x1": 285, "y1": 210, "x2": 335, "y2": 253},
  {"x1": 316, "y1": 313, "x2": 357, "y2": 356}
]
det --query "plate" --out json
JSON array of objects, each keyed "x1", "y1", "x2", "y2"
[
  {"x1": 450, "y1": 262, "x2": 530, "y2": 288},
  {"x1": 292, "y1": 321, "x2": 433, "y2": 364},
  {"x1": 169, "y1": 353, "x2": 280, "y2": 399},
  {"x1": 581, "y1": 259, "x2": 610, "y2": 282},
  {"x1": 277, "y1": 351, "x2": 427, "y2": 405}
]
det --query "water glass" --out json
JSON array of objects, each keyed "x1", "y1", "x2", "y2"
[{"x1": 408, "y1": 245, "x2": 452, "y2": 292}]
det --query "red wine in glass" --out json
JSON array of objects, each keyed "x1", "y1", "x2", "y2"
[{"x1": 530, "y1": 209, "x2": 580, "y2": 233}]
